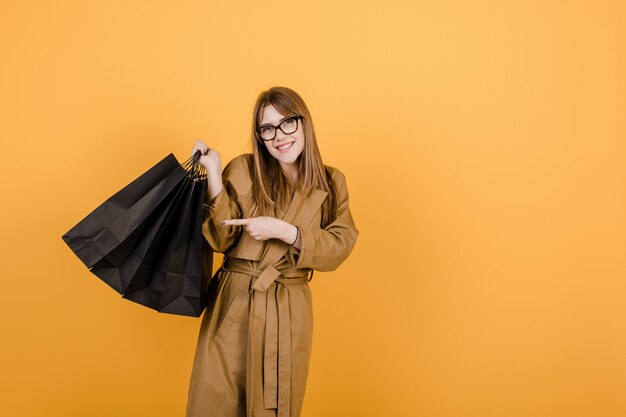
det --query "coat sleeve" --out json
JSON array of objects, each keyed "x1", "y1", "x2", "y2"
[
  {"x1": 201, "y1": 158, "x2": 244, "y2": 253},
  {"x1": 292, "y1": 171, "x2": 359, "y2": 272}
]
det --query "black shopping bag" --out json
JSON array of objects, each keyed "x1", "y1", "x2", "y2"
[
  {"x1": 62, "y1": 152, "x2": 214, "y2": 317},
  {"x1": 86, "y1": 180, "x2": 185, "y2": 294},
  {"x1": 123, "y1": 174, "x2": 209, "y2": 316},
  {"x1": 62, "y1": 153, "x2": 186, "y2": 273},
  {"x1": 158, "y1": 176, "x2": 209, "y2": 315}
]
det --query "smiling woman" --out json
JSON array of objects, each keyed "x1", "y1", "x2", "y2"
[{"x1": 185, "y1": 86, "x2": 359, "y2": 417}]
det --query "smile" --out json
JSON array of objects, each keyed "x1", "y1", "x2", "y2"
[{"x1": 276, "y1": 142, "x2": 294, "y2": 152}]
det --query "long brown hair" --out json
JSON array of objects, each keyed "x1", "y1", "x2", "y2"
[{"x1": 248, "y1": 86, "x2": 338, "y2": 228}]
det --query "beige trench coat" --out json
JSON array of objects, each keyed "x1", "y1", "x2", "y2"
[{"x1": 185, "y1": 154, "x2": 359, "y2": 417}]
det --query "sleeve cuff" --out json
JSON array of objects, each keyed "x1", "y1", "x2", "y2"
[
  {"x1": 294, "y1": 225, "x2": 315, "y2": 270},
  {"x1": 288, "y1": 225, "x2": 302, "y2": 255}
]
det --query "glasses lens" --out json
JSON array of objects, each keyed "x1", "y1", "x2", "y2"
[
  {"x1": 259, "y1": 126, "x2": 275, "y2": 140},
  {"x1": 281, "y1": 117, "x2": 298, "y2": 134}
]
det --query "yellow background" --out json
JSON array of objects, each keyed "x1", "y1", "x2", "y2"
[{"x1": 1, "y1": 1, "x2": 625, "y2": 416}]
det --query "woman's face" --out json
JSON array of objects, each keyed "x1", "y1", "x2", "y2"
[{"x1": 259, "y1": 104, "x2": 305, "y2": 173}]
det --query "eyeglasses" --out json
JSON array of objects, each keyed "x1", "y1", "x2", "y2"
[{"x1": 257, "y1": 115, "x2": 303, "y2": 141}]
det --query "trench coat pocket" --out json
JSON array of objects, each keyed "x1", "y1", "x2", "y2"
[{"x1": 214, "y1": 290, "x2": 248, "y2": 341}]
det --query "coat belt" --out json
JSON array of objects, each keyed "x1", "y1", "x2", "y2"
[{"x1": 221, "y1": 256, "x2": 311, "y2": 417}]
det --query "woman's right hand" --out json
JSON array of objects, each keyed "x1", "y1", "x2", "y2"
[{"x1": 191, "y1": 140, "x2": 222, "y2": 174}]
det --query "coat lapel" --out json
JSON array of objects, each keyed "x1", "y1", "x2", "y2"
[{"x1": 259, "y1": 187, "x2": 328, "y2": 270}]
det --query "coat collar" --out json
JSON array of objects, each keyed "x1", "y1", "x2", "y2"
[{"x1": 280, "y1": 186, "x2": 328, "y2": 225}]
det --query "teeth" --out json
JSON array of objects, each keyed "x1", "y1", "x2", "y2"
[{"x1": 278, "y1": 143, "x2": 293, "y2": 150}]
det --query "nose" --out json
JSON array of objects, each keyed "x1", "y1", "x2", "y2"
[{"x1": 274, "y1": 128, "x2": 289, "y2": 142}]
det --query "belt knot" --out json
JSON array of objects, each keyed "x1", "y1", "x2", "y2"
[{"x1": 222, "y1": 257, "x2": 310, "y2": 292}]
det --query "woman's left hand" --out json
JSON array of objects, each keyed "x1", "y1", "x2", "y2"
[{"x1": 220, "y1": 217, "x2": 293, "y2": 243}]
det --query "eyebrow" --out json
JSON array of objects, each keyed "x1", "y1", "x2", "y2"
[{"x1": 259, "y1": 116, "x2": 290, "y2": 128}]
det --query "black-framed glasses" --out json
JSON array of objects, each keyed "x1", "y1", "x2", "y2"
[{"x1": 257, "y1": 115, "x2": 303, "y2": 141}]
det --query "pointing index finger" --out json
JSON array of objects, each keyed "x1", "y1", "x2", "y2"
[{"x1": 220, "y1": 218, "x2": 248, "y2": 226}]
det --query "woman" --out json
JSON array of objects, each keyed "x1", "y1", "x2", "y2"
[{"x1": 185, "y1": 86, "x2": 359, "y2": 417}]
